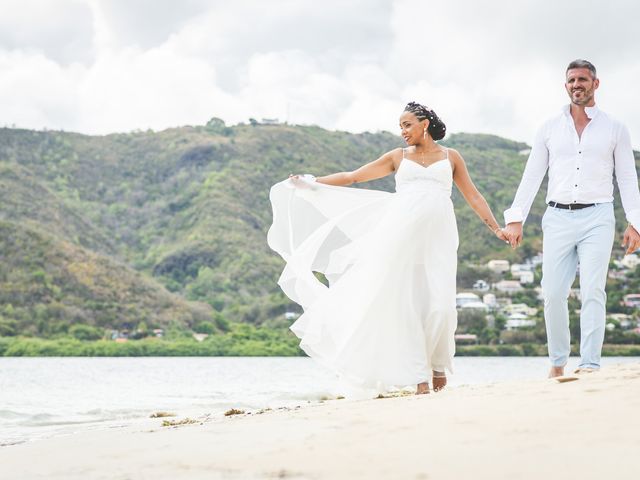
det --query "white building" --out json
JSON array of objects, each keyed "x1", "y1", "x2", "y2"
[
  {"x1": 454, "y1": 333, "x2": 478, "y2": 344},
  {"x1": 528, "y1": 253, "x2": 543, "y2": 267},
  {"x1": 473, "y1": 279, "x2": 490, "y2": 291},
  {"x1": 460, "y1": 301, "x2": 490, "y2": 312},
  {"x1": 607, "y1": 313, "x2": 634, "y2": 329},
  {"x1": 483, "y1": 293, "x2": 497, "y2": 307},
  {"x1": 502, "y1": 303, "x2": 538, "y2": 316},
  {"x1": 609, "y1": 269, "x2": 628, "y2": 280},
  {"x1": 456, "y1": 292, "x2": 481, "y2": 308},
  {"x1": 623, "y1": 294, "x2": 640, "y2": 308},
  {"x1": 487, "y1": 259, "x2": 510, "y2": 274},
  {"x1": 621, "y1": 254, "x2": 640, "y2": 269},
  {"x1": 505, "y1": 313, "x2": 536, "y2": 330},
  {"x1": 510, "y1": 263, "x2": 532, "y2": 276},
  {"x1": 519, "y1": 271, "x2": 535, "y2": 284},
  {"x1": 494, "y1": 280, "x2": 524, "y2": 294}
]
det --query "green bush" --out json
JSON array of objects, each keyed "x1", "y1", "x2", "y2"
[
  {"x1": 69, "y1": 324, "x2": 104, "y2": 341},
  {"x1": 0, "y1": 317, "x2": 18, "y2": 336},
  {"x1": 193, "y1": 321, "x2": 216, "y2": 334}
]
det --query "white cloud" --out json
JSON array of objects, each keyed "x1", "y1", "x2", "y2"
[
  {"x1": 0, "y1": 0, "x2": 94, "y2": 64},
  {"x1": 1, "y1": 0, "x2": 640, "y2": 147}
]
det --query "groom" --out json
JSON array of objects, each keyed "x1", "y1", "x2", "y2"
[{"x1": 503, "y1": 59, "x2": 640, "y2": 377}]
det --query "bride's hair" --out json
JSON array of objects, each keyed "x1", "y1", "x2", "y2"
[{"x1": 404, "y1": 102, "x2": 447, "y2": 141}]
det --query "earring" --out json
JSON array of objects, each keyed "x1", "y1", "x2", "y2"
[{"x1": 423, "y1": 129, "x2": 427, "y2": 139}]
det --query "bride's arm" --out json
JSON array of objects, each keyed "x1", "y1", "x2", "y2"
[
  {"x1": 314, "y1": 149, "x2": 399, "y2": 186},
  {"x1": 450, "y1": 149, "x2": 508, "y2": 242}
]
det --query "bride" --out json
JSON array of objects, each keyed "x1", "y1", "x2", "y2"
[{"x1": 268, "y1": 102, "x2": 507, "y2": 395}]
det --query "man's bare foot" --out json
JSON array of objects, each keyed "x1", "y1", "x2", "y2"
[
  {"x1": 432, "y1": 371, "x2": 447, "y2": 392},
  {"x1": 548, "y1": 366, "x2": 565, "y2": 378},
  {"x1": 416, "y1": 382, "x2": 430, "y2": 395}
]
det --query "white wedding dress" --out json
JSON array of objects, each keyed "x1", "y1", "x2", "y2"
[{"x1": 268, "y1": 149, "x2": 458, "y2": 391}]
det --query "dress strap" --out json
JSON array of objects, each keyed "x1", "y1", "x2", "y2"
[{"x1": 402, "y1": 148, "x2": 406, "y2": 159}]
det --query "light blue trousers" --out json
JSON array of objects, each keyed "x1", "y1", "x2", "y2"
[{"x1": 541, "y1": 203, "x2": 615, "y2": 369}]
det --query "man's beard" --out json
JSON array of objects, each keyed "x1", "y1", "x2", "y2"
[{"x1": 571, "y1": 88, "x2": 593, "y2": 106}]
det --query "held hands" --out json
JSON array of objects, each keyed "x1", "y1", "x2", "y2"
[
  {"x1": 622, "y1": 224, "x2": 640, "y2": 255},
  {"x1": 502, "y1": 222, "x2": 523, "y2": 249},
  {"x1": 494, "y1": 227, "x2": 509, "y2": 243}
]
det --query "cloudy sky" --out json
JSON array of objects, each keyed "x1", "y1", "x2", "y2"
[{"x1": 2, "y1": 0, "x2": 639, "y2": 145}]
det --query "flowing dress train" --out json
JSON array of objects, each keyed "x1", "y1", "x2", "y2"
[{"x1": 267, "y1": 149, "x2": 459, "y2": 391}]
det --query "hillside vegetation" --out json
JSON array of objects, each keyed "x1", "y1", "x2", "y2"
[{"x1": 0, "y1": 120, "x2": 636, "y2": 340}]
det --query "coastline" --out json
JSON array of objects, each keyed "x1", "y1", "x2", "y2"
[
  {"x1": 1, "y1": 336, "x2": 640, "y2": 357},
  {"x1": 2, "y1": 362, "x2": 639, "y2": 480}
]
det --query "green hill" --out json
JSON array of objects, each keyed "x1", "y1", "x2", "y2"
[{"x1": 0, "y1": 121, "x2": 637, "y2": 338}]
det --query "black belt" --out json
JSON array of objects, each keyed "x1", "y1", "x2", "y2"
[{"x1": 548, "y1": 201, "x2": 595, "y2": 210}]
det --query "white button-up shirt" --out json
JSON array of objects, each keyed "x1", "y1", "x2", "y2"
[{"x1": 504, "y1": 105, "x2": 640, "y2": 228}]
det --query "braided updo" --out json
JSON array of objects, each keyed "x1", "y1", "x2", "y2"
[{"x1": 403, "y1": 102, "x2": 447, "y2": 141}]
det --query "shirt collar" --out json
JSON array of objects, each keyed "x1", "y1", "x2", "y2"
[{"x1": 562, "y1": 104, "x2": 600, "y2": 119}]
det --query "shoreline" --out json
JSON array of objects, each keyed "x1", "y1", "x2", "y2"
[
  {"x1": 1, "y1": 336, "x2": 640, "y2": 357},
  {"x1": 2, "y1": 362, "x2": 639, "y2": 479}
]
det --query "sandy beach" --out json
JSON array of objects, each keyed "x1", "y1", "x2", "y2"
[{"x1": 2, "y1": 362, "x2": 639, "y2": 480}]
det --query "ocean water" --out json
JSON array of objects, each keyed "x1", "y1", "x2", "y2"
[{"x1": 0, "y1": 356, "x2": 637, "y2": 446}]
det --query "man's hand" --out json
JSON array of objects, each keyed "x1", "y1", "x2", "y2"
[
  {"x1": 622, "y1": 224, "x2": 640, "y2": 255},
  {"x1": 503, "y1": 222, "x2": 523, "y2": 249}
]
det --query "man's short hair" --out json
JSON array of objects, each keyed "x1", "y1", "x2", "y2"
[{"x1": 566, "y1": 59, "x2": 597, "y2": 79}]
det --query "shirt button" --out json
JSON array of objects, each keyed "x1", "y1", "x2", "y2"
[
  {"x1": 574, "y1": 184, "x2": 578, "y2": 187},
  {"x1": 579, "y1": 151, "x2": 582, "y2": 154}
]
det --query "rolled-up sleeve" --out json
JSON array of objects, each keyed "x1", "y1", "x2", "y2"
[
  {"x1": 504, "y1": 125, "x2": 549, "y2": 225},
  {"x1": 614, "y1": 124, "x2": 640, "y2": 229}
]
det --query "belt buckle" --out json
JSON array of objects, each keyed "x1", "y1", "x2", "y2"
[{"x1": 568, "y1": 204, "x2": 574, "y2": 211}]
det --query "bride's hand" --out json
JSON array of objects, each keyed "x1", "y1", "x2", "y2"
[
  {"x1": 289, "y1": 174, "x2": 316, "y2": 189},
  {"x1": 495, "y1": 228, "x2": 510, "y2": 244}
]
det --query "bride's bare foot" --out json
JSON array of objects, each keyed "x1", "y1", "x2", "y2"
[
  {"x1": 416, "y1": 382, "x2": 430, "y2": 395},
  {"x1": 548, "y1": 366, "x2": 565, "y2": 378},
  {"x1": 432, "y1": 370, "x2": 447, "y2": 392}
]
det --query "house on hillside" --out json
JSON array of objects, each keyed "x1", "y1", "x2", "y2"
[
  {"x1": 528, "y1": 253, "x2": 543, "y2": 267},
  {"x1": 623, "y1": 294, "x2": 640, "y2": 308},
  {"x1": 621, "y1": 254, "x2": 640, "y2": 269},
  {"x1": 487, "y1": 259, "x2": 509, "y2": 274},
  {"x1": 608, "y1": 269, "x2": 628, "y2": 280},
  {"x1": 473, "y1": 279, "x2": 489, "y2": 291},
  {"x1": 534, "y1": 286, "x2": 544, "y2": 300},
  {"x1": 483, "y1": 293, "x2": 497, "y2": 307},
  {"x1": 454, "y1": 333, "x2": 478, "y2": 344},
  {"x1": 518, "y1": 271, "x2": 534, "y2": 284},
  {"x1": 494, "y1": 280, "x2": 524, "y2": 294},
  {"x1": 510, "y1": 263, "x2": 532, "y2": 276},
  {"x1": 456, "y1": 292, "x2": 481, "y2": 308},
  {"x1": 606, "y1": 313, "x2": 635, "y2": 329},
  {"x1": 460, "y1": 301, "x2": 489, "y2": 312},
  {"x1": 502, "y1": 303, "x2": 537, "y2": 317},
  {"x1": 505, "y1": 313, "x2": 536, "y2": 330}
]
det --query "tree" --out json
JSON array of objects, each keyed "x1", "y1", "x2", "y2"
[
  {"x1": 457, "y1": 310, "x2": 487, "y2": 335},
  {"x1": 0, "y1": 316, "x2": 17, "y2": 336},
  {"x1": 69, "y1": 324, "x2": 103, "y2": 341}
]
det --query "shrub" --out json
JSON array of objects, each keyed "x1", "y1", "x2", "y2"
[
  {"x1": 193, "y1": 321, "x2": 216, "y2": 334},
  {"x1": 69, "y1": 324, "x2": 104, "y2": 341}
]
